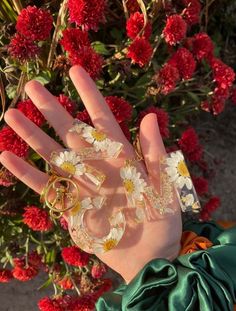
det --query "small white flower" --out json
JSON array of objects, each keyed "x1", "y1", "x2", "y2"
[
  {"x1": 93, "y1": 227, "x2": 124, "y2": 254},
  {"x1": 165, "y1": 151, "x2": 192, "y2": 190},
  {"x1": 120, "y1": 165, "x2": 147, "y2": 203},
  {"x1": 50, "y1": 150, "x2": 85, "y2": 177},
  {"x1": 181, "y1": 193, "x2": 194, "y2": 207}
]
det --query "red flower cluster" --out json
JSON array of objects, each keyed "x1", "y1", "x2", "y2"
[
  {"x1": 12, "y1": 251, "x2": 42, "y2": 281},
  {"x1": 57, "y1": 94, "x2": 76, "y2": 115},
  {"x1": 0, "y1": 269, "x2": 13, "y2": 283},
  {"x1": 178, "y1": 127, "x2": 203, "y2": 162},
  {"x1": 126, "y1": 12, "x2": 152, "y2": 40},
  {"x1": 191, "y1": 32, "x2": 214, "y2": 61},
  {"x1": 192, "y1": 176, "x2": 209, "y2": 196},
  {"x1": 137, "y1": 106, "x2": 170, "y2": 138},
  {"x1": 68, "y1": 0, "x2": 106, "y2": 31},
  {"x1": 200, "y1": 196, "x2": 221, "y2": 221},
  {"x1": 76, "y1": 110, "x2": 93, "y2": 126},
  {"x1": 61, "y1": 246, "x2": 90, "y2": 267},
  {"x1": 127, "y1": 37, "x2": 153, "y2": 67},
  {"x1": 69, "y1": 295, "x2": 95, "y2": 311},
  {"x1": 23, "y1": 206, "x2": 53, "y2": 231},
  {"x1": 17, "y1": 99, "x2": 45, "y2": 126},
  {"x1": 60, "y1": 28, "x2": 103, "y2": 80},
  {"x1": 168, "y1": 47, "x2": 196, "y2": 80},
  {"x1": 16, "y1": 6, "x2": 53, "y2": 41},
  {"x1": 56, "y1": 275, "x2": 74, "y2": 290},
  {"x1": 162, "y1": 15, "x2": 187, "y2": 46},
  {"x1": 8, "y1": 33, "x2": 40, "y2": 63},
  {"x1": 155, "y1": 63, "x2": 180, "y2": 94},
  {"x1": 0, "y1": 126, "x2": 29, "y2": 158},
  {"x1": 91, "y1": 262, "x2": 107, "y2": 279},
  {"x1": 182, "y1": 0, "x2": 201, "y2": 26},
  {"x1": 105, "y1": 96, "x2": 133, "y2": 123}
]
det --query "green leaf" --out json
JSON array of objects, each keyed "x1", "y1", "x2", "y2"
[
  {"x1": 135, "y1": 72, "x2": 152, "y2": 87},
  {"x1": 34, "y1": 70, "x2": 52, "y2": 85},
  {"x1": 37, "y1": 277, "x2": 53, "y2": 290},
  {"x1": 187, "y1": 92, "x2": 200, "y2": 104},
  {"x1": 92, "y1": 41, "x2": 110, "y2": 55},
  {"x1": 30, "y1": 152, "x2": 42, "y2": 161},
  {"x1": 45, "y1": 248, "x2": 56, "y2": 264},
  {"x1": 5, "y1": 84, "x2": 17, "y2": 99}
]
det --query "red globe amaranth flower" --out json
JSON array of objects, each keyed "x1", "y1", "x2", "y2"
[
  {"x1": 16, "y1": 6, "x2": 53, "y2": 41},
  {"x1": 91, "y1": 262, "x2": 107, "y2": 279},
  {"x1": 126, "y1": 0, "x2": 140, "y2": 13},
  {"x1": 213, "y1": 86, "x2": 230, "y2": 101},
  {"x1": 201, "y1": 96, "x2": 225, "y2": 115},
  {"x1": 17, "y1": 99, "x2": 45, "y2": 126},
  {"x1": 155, "y1": 63, "x2": 180, "y2": 94},
  {"x1": 8, "y1": 33, "x2": 40, "y2": 63},
  {"x1": 105, "y1": 96, "x2": 133, "y2": 123},
  {"x1": 182, "y1": 0, "x2": 201, "y2": 26},
  {"x1": 162, "y1": 15, "x2": 187, "y2": 46},
  {"x1": 23, "y1": 206, "x2": 53, "y2": 231},
  {"x1": 210, "y1": 58, "x2": 235, "y2": 90},
  {"x1": 76, "y1": 110, "x2": 93, "y2": 126},
  {"x1": 192, "y1": 176, "x2": 209, "y2": 196},
  {"x1": 0, "y1": 168, "x2": 16, "y2": 187},
  {"x1": 0, "y1": 269, "x2": 13, "y2": 283},
  {"x1": 38, "y1": 296, "x2": 72, "y2": 311},
  {"x1": 119, "y1": 122, "x2": 131, "y2": 141},
  {"x1": 69, "y1": 295, "x2": 95, "y2": 311},
  {"x1": 168, "y1": 47, "x2": 196, "y2": 80},
  {"x1": 93, "y1": 278, "x2": 113, "y2": 300},
  {"x1": 60, "y1": 29, "x2": 90, "y2": 57},
  {"x1": 127, "y1": 37, "x2": 153, "y2": 67},
  {"x1": 231, "y1": 87, "x2": 236, "y2": 105},
  {"x1": 68, "y1": 0, "x2": 106, "y2": 31},
  {"x1": 200, "y1": 196, "x2": 220, "y2": 220},
  {"x1": 178, "y1": 127, "x2": 203, "y2": 162},
  {"x1": 0, "y1": 126, "x2": 29, "y2": 158},
  {"x1": 192, "y1": 32, "x2": 214, "y2": 61},
  {"x1": 61, "y1": 246, "x2": 89, "y2": 267},
  {"x1": 126, "y1": 12, "x2": 152, "y2": 40},
  {"x1": 71, "y1": 47, "x2": 103, "y2": 80},
  {"x1": 56, "y1": 275, "x2": 74, "y2": 290},
  {"x1": 12, "y1": 254, "x2": 40, "y2": 282},
  {"x1": 57, "y1": 94, "x2": 76, "y2": 115},
  {"x1": 137, "y1": 107, "x2": 170, "y2": 138},
  {"x1": 59, "y1": 217, "x2": 68, "y2": 230}
]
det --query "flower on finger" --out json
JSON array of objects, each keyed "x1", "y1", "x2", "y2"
[
  {"x1": 93, "y1": 227, "x2": 124, "y2": 253},
  {"x1": 165, "y1": 151, "x2": 192, "y2": 189}
]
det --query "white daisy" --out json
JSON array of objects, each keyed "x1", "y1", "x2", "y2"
[
  {"x1": 93, "y1": 227, "x2": 124, "y2": 254},
  {"x1": 51, "y1": 150, "x2": 85, "y2": 177},
  {"x1": 165, "y1": 151, "x2": 192, "y2": 190}
]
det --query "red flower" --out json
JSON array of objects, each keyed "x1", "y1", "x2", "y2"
[
  {"x1": 0, "y1": 269, "x2": 13, "y2": 283},
  {"x1": 182, "y1": 0, "x2": 201, "y2": 26},
  {"x1": 200, "y1": 196, "x2": 221, "y2": 220},
  {"x1": 56, "y1": 275, "x2": 74, "y2": 290},
  {"x1": 119, "y1": 122, "x2": 131, "y2": 141},
  {"x1": 23, "y1": 206, "x2": 53, "y2": 231},
  {"x1": 0, "y1": 168, "x2": 15, "y2": 187},
  {"x1": 201, "y1": 96, "x2": 225, "y2": 116},
  {"x1": 16, "y1": 6, "x2": 53, "y2": 41},
  {"x1": 61, "y1": 246, "x2": 89, "y2": 267},
  {"x1": 60, "y1": 29, "x2": 90, "y2": 57},
  {"x1": 57, "y1": 94, "x2": 76, "y2": 115},
  {"x1": 137, "y1": 107, "x2": 170, "y2": 138},
  {"x1": 38, "y1": 296, "x2": 71, "y2": 311},
  {"x1": 76, "y1": 110, "x2": 93, "y2": 126},
  {"x1": 8, "y1": 33, "x2": 40, "y2": 63},
  {"x1": 231, "y1": 87, "x2": 236, "y2": 105},
  {"x1": 210, "y1": 58, "x2": 235, "y2": 90},
  {"x1": 93, "y1": 278, "x2": 113, "y2": 300},
  {"x1": 126, "y1": 12, "x2": 152, "y2": 40},
  {"x1": 105, "y1": 96, "x2": 133, "y2": 123},
  {"x1": 127, "y1": 37, "x2": 153, "y2": 67},
  {"x1": 192, "y1": 176, "x2": 209, "y2": 196},
  {"x1": 192, "y1": 32, "x2": 214, "y2": 61},
  {"x1": 69, "y1": 295, "x2": 95, "y2": 311},
  {"x1": 155, "y1": 63, "x2": 180, "y2": 94},
  {"x1": 68, "y1": 0, "x2": 106, "y2": 31},
  {"x1": 12, "y1": 252, "x2": 40, "y2": 281},
  {"x1": 178, "y1": 127, "x2": 202, "y2": 162},
  {"x1": 168, "y1": 47, "x2": 196, "y2": 80},
  {"x1": 17, "y1": 99, "x2": 45, "y2": 126},
  {"x1": 91, "y1": 262, "x2": 107, "y2": 279},
  {"x1": 0, "y1": 126, "x2": 29, "y2": 158},
  {"x1": 162, "y1": 14, "x2": 187, "y2": 46},
  {"x1": 126, "y1": 0, "x2": 140, "y2": 13}
]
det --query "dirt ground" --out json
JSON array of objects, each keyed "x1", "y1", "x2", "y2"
[{"x1": 0, "y1": 105, "x2": 236, "y2": 311}]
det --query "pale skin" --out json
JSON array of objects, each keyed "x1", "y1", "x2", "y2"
[{"x1": 0, "y1": 65, "x2": 182, "y2": 284}]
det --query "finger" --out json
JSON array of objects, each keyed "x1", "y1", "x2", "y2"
[
  {"x1": 69, "y1": 66, "x2": 131, "y2": 148},
  {"x1": 139, "y1": 113, "x2": 167, "y2": 179},
  {"x1": 0, "y1": 151, "x2": 48, "y2": 194},
  {"x1": 4, "y1": 109, "x2": 63, "y2": 161},
  {"x1": 24, "y1": 80, "x2": 85, "y2": 150}
]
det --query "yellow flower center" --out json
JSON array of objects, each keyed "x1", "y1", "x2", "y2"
[
  {"x1": 103, "y1": 239, "x2": 117, "y2": 252},
  {"x1": 70, "y1": 202, "x2": 81, "y2": 216},
  {"x1": 91, "y1": 130, "x2": 106, "y2": 142},
  {"x1": 124, "y1": 179, "x2": 135, "y2": 194},
  {"x1": 60, "y1": 162, "x2": 76, "y2": 175},
  {"x1": 177, "y1": 160, "x2": 189, "y2": 177}
]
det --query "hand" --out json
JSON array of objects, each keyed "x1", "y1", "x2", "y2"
[{"x1": 0, "y1": 65, "x2": 182, "y2": 283}]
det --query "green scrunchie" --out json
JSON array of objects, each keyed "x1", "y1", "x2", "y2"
[{"x1": 96, "y1": 221, "x2": 236, "y2": 311}]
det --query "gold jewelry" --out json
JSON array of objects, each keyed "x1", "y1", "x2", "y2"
[
  {"x1": 41, "y1": 172, "x2": 80, "y2": 219},
  {"x1": 133, "y1": 134, "x2": 144, "y2": 161}
]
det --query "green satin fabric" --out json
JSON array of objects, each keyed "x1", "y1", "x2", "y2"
[{"x1": 96, "y1": 221, "x2": 236, "y2": 311}]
